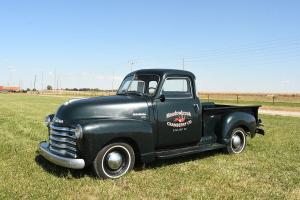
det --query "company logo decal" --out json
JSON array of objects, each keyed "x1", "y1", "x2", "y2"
[
  {"x1": 132, "y1": 112, "x2": 147, "y2": 119},
  {"x1": 166, "y1": 111, "x2": 192, "y2": 128}
]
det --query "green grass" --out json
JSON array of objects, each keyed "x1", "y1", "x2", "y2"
[{"x1": 0, "y1": 93, "x2": 299, "y2": 199}]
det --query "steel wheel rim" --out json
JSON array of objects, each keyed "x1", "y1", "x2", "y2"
[
  {"x1": 106, "y1": 151, "x2": 123, "y2": 170},
  {"x1": 101, "y1": 145, "x2": 131, "y2": 179},
  {"x1": 231, "y1": 130, "x2": 245, "y2": 153}
]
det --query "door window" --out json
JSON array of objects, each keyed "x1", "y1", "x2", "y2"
[{"x1": 161, "y1": 77, "x2": 193, "y2": 98}]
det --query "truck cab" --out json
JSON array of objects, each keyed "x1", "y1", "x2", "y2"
[{"x1": 39, "y1": 69, "x2": 264, "y2": 179}]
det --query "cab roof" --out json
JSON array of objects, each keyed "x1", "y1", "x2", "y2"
[{"x1": 128, "y1": 69, "x2": 196, "y2": 79}]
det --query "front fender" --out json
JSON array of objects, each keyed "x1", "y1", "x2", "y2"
[
  {"x1": 221, "y1": 112, "x2": 256, "y2": 144},
  {"x1": 78, "y1": 119, "x2": 154, "y2": 165}
]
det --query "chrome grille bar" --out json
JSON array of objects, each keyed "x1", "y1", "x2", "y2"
[
  {"x1": 49, "y1": 135, "x2": 76, "y2": 145},
  {"x1": 48, "y1": 124, "x2": 78, "y2": 158},
  {"x1": 49, "y1": 141, "x2": 77, "y2": 152},
  {"x1": 49, "y1": 146, "x2": 77, "y2": 158},
  {"x1": 50, "y1": 130, "x2": 76, "y2": 140},
  {"x1": 50, "y1": 124, "x2": 75, "y2": 132}
]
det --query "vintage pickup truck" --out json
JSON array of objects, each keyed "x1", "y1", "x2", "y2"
[{"x1": 39, "y1": 69, "x2": 264, "y2": 179}]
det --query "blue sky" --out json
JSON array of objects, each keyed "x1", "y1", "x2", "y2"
[{"x1": 0, "y1": 0, "x2": 299, "y2": 92}]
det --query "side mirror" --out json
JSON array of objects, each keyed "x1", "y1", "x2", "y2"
[{"x1": 159, "y1": 94, "x2": 165, "y2": 102}]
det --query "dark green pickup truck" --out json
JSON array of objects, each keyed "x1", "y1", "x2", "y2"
[{"x1": 39, "y1": 69, "x2": 264, "y2": 179}]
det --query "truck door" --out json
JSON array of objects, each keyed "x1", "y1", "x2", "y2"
[{"x1": 155, "y1": 76, "x2": 202, "y2": 148}]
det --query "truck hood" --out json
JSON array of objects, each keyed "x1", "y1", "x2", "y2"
[{"x1": 54, "y1": 95, "x2": 149, "y2": 123}]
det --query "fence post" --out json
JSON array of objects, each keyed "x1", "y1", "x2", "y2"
[
  {"x1": 236, "y1": 94, "x2": 239, "y2": 104},
  {"x1": 208, "y1": 94, "x2": 210, "y2": 102},
  {"x1": 272, "y1": 95, "x2": 275, "y2": 105}
]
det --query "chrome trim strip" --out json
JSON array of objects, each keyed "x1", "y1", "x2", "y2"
[
  {"x1": 50, "y1": 130, "x2": 76, "y2": 140},
  {"x1": 50, "y1": 135, "x2": 76, "y2": 146},
  {"x1": 50, "y1": 124, "x2": 76, "y2": 132},
  {"x1": 49, "y1": 141, "x2": 77, "y2": 152},
  {"x1": 39, "y1": 142, "x2": 85, "y2": 169},
  {"x1": 49, "y1": 145, "x2": 77, "y2": 158}
]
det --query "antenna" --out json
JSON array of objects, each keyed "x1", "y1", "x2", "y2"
[{"x1": 182, "y1": 57, "x2": 185, "y2": 70}]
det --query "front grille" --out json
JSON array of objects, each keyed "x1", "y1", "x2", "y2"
[{"x1": 49, "y1": 124, "x2": 78, "y2": 158}]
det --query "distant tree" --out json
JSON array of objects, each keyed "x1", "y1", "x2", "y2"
[
  {"x1": 26, "y1": 88, "x2": 31, "y2": 91},
  {"x1": 47, "y1": 85, "x2": 52, "y2": 90}
]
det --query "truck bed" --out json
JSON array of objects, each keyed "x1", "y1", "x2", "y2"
[
  {"x1": 201, "y1": 102, "x2": 260, "y2": 143},
  {"x1": 202, "y1": 102, "x2": 260, "y2": 116}
]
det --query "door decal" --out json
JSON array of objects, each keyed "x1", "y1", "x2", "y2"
[{"x1": 166, "y1": 111, "x2": 193, "y2": 130}]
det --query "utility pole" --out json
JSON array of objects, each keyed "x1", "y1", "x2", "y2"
[
  {"x1": 128, "y1": 60, "x2": 135, "y2": 72},
  {"x1": 19, "y1": 78, "x2": 21, "y2": 90},
  {"x1": 56, "y1": 76, "x2": 59, "y2": 90},
  {"x1": 33, "y1": 75, "x2": 37, "y2": 90},
  {"x1": 112, "y1": 71, "x2": 115, "y2": 91},
  {"x1": 41, "y1": 71, "x2": 44, "y2": 91},
  {"x1": 54, "y1": 69, "x2": 57, "y2": 91}
]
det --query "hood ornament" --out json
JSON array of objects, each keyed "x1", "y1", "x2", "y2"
[{"x1": 53, "y1": 117, "x2": 64, "y2": 124}]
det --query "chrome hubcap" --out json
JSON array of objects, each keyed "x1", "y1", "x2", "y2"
[
  {"x1": 232, "y1": 135, "x2": 242, "y2": 148},
  {"x1": 107, "y1": 152, "x2": 123, "y2": 170}
]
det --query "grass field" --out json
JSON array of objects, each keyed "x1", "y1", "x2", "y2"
[{"x1": 0, "y1": 94, "x2": 299, "y2": 199}]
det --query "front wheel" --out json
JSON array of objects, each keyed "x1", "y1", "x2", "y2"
[
  {"x1": 225, "y1": 128, "x2": 247, "y2": 154},
  {"x1": 93, "y1": 142, "x2": 135, "y2": 179}
]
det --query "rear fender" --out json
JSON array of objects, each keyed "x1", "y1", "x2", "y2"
[{"x1": 221, "y1": 112, "x2": 256, "y2": 144}]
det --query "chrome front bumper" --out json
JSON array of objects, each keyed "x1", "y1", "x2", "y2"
[{"x1": 38, "y1": 141, "x2": 85, "y2": 169}]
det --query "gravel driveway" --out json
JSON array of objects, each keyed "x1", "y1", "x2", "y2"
[{"x1": 259, "y1": 109, "x2": 300, "y2": 117}]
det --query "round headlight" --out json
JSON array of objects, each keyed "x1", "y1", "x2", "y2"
[
  {"x1": 44, "y1": 116, "x2": 51, "y2": 127},
  {"x1": 74, "y1": 124, "x2": 83, "y2": 140}
]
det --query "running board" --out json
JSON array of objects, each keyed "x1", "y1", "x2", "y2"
[{"x1": 155, "y1": 143, "x2": 225, "y2": 159}]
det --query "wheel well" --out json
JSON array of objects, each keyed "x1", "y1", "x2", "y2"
[
  {"x1": 105, "y1": 137, "x2": 141, "y2": 161},
  {"x1": 239, "y1": 125, "x2": 250, "y2": 135}
]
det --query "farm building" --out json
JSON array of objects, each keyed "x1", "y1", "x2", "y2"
[{"x1": 0, "y1": 86, "x2": 20, "y2": 92}]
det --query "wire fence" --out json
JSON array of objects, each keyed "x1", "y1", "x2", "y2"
[
  {"x1": 199, "y1": 92, "x2": 300, "y2": 105},
  {"x1": 24, "y1": 90, "x2": 300, "y2": 105}
]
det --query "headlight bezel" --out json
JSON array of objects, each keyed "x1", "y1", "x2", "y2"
[
  {"x1": 74, "y1": 124, "x2": 83, "y2": 140},
  {"x1": 44, "y1": 115, "x2": 52, "y2": 127}
]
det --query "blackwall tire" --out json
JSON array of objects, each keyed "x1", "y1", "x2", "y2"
[
  {"x1": 225, "y1": 128, "x2": 247, "y2": 154},
  {"x1": 93, "y1": 142, "x2": 135, "y2": 179}
]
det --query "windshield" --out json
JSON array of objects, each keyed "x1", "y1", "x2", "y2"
[{"x1": 117, "y1": 74, "x2": 160, "y2": 96}]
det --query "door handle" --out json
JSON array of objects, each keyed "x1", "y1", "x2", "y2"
[{"x1": 193, "y1": 104, "x2": 199, "y2": 112}]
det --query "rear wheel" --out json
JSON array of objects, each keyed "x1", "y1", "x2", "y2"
[
  {"x1": 93, "y1": 142, "x2": 135, "y2": 179},
  {"x1": 225, "y1": 128, "x2": 247, "y2": 154}
]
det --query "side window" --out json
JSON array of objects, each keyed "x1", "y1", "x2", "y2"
[{"x1": 161, "y1": 77, "x2": 193, "y2": 98}]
